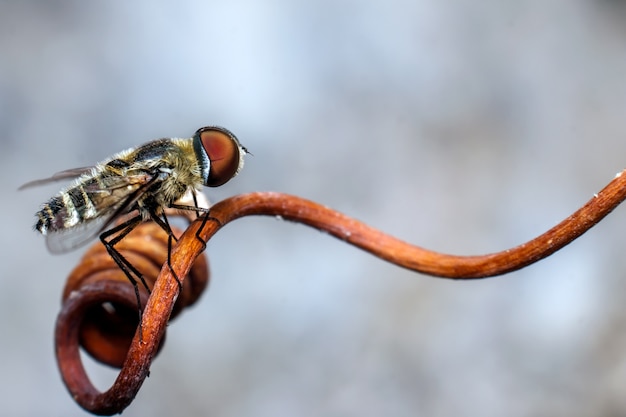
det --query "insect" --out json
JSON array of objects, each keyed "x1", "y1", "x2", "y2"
[{"x1": 21, "y1": 126, "x2": 247, "y2": 317}]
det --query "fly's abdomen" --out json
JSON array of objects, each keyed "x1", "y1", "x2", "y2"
[{"x1": 36, "y1": 185, "x2": 98, "y2": 235}]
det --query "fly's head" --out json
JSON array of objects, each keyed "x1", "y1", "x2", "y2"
[{"x1": 192, "y1": 126, "x2": 248, "y2": 187}]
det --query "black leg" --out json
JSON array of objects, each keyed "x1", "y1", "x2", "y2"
[
  {"x1": 169, "y1": 196, "x2": 223, "y2": 252},
  {"x1": 195, "y1": 210, "x2": 223, "y2": 252},
  {"x1": 99, "y1": 214, "x2": 147, "y2": 333},
  {"x1": 148, "y1": 209, "x2": 183, "y2": 292},
  {"x1": 191, "y1": 190, "x2": 200, "y2": 218}
]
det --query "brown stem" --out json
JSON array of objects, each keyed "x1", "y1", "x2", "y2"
[
  {"x1": 56, "y1": 220, "x2": 209, "y2": 414},
  {"x1": 55, "y1": 169, "x2": 626, "y2": 414}
]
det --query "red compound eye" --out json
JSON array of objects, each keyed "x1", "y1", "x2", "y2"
[{"x1": 194, "y1": 126, "x2": 245, "y2": 187}]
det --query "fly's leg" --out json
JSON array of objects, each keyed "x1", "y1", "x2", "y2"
[
  {"x1": 168, "y1": 204, "x2": 222, "y2": 251},
  {"x1": 194, "y1": 209, "x2": 223, "y2": 252},
  {"x1": 149, "y1": 209, "x2": 183, "y2": 292},
  {"x1": 191, "y1": 190, "x2": 201, "y2": 219},
  {"x1": 99, "y1": 214, "x2": 148, "y2": 332},
  {"x1": 170, "y1": 192, "x2": 222, "y2": 252}
]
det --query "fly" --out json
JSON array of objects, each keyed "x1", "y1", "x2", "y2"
[{"x1": 21, "y1": 126, "x2": 247, "y2": 323}]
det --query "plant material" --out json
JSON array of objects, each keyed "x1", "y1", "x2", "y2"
[{"x1": 55, "y1": 170, "x2": 626, "y2": 414}]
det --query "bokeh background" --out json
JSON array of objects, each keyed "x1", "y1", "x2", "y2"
[{"x1": 2, "y1": 1, "x2": 626, "y2": 416}]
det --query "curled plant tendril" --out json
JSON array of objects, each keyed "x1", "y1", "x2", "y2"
[
  {"x1": 60, "y1": 220, "x2": 208, "y2": 368},
  {"x1": 56, "y1": 170, "x2": 626, "y2": 415},
  {"x1": 56, "y1": 215, "x2": 209, "y2": 414}
]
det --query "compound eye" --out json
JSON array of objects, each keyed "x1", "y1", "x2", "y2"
[{"x1": 198, "y1": 127, "x2": 244, "y2": 187}]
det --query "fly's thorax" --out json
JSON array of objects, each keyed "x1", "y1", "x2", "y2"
[
  {"x1": 151, "y1": 138, "x2": 203, "y2": 205},
  {"x1": 121, "y1": 138, "x2": 203, "y2": 214},
  {"x1": 166, "y1": 138, "x2": 204, "y2": 188}
]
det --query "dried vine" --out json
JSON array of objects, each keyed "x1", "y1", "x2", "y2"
[{"x1": 55, "y1": 170, "x2": 626, "y2": 415}]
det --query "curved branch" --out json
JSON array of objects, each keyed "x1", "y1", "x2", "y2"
[
  {"x1": 56, "y1": 169, "x2": 626, "y2": 414},
  {"x1": 201, "y1": 171, "x2": 626, "y2": 278}
]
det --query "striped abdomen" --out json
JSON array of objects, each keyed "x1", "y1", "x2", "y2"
[{"x1": 35, "y1": 183, "x2": 98, "y2": 235}]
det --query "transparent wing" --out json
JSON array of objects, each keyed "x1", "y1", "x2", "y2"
[
  {"x1": 44, "y1": 171, "x2": 159, "y2": 254},
  {"x1": 19, "y1": 167, "x2": 94, "y2": 190},
  {"x1": 45, "y1": 213, "x2": 113, "y2": 253}
]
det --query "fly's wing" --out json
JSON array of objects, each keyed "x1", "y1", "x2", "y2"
[
  {"x1": 18, "y1": 167, "x2": 94, "y2": 190},
  {"x1": 44, "y1": 171, "x2": 158, "y2": 254},
  {"x1": 45, "y1": 212, "x2": 114, "y2": 254}
]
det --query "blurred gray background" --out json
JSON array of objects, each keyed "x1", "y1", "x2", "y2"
[{"x1": 2, "y1": 1, "x2": 626, "y2": 416}]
